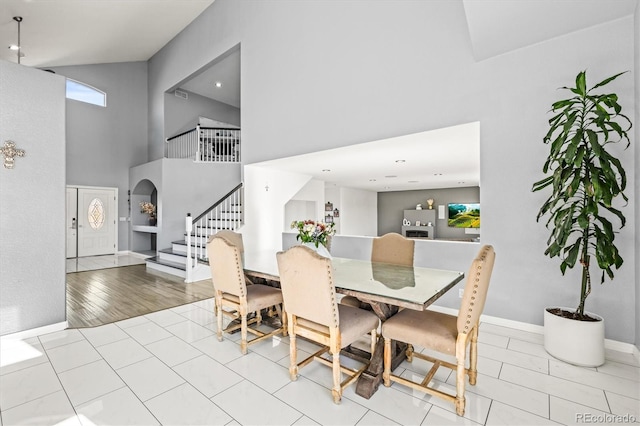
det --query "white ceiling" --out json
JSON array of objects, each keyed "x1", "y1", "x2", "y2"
[
  {"x1": 0, "y1": 0, "x2": 214, "y2": 67},
  {"x1": 1, "y1": 0, "x2": 635, "y2": 192},
  {"x1": 179, "y1": 48, "x2": 241, "y2": 108},
  {"x1": 252, "y1": 122, "x2": 480, "y2": 193}
]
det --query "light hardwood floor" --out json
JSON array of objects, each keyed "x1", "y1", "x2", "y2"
[{"x1": 66, "y1": 264, "x2": 215, "y2": 328}]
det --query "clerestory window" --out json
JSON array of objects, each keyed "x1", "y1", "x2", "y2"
[{"x1": 66, "y1": 79, "x2": 106, "y2": 107}]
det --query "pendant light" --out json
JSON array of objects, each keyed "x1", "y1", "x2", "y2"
[{"x1": 9, "y1": 16, "x2": 23, "y2": 64}]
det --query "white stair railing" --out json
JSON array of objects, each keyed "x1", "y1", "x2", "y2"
[
  {"x1": 166, "y1": 125, "x2": 241, "y2": 163},
  {"x1": 185, "y1": 183, "x2": 243, "y2": 282}
]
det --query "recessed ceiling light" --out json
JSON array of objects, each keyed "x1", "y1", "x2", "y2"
[
  {"x1": 383, "y1": 186, "x2": 391, "y2": 190},
  {"x1": 369, "y1": 179, "x2": 377, "y2": 182},
  {"x1": 385, "y1": 175, "x2": 397, "y2": 178},
  {"x1": 408, "y1": 180, "x2": 419, "y2": 183},
  {"x1": 458, "y1": 181, "x2": 465, "y2": 184},
  {"x1": 322, "y1": 169, "x2": 331, "y2": 172},
  {"x1": 395, "y1": 159, "x2": 405, "y2": 163},
  {"x1": 215, "y1": 81, "x2": 222, "y2": 88},
  {"x1": 433, "y1": 173, "x2": 443, "y2": 176}
]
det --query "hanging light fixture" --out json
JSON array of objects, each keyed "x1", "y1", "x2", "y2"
[{"x1": 8, "y1": 16, "x2": 23, "y2": 64}]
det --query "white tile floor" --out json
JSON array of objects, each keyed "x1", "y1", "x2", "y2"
[
  {"x1": 1, "y1": 301, "x2": 638, "y2": 426},
  {"x1": 66, "y1": 253, "x2": 149, "y2": 273}
]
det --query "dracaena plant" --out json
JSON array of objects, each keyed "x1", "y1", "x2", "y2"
[{"x1": 532, "y1": 70, "x2": 632, "y2": 319}]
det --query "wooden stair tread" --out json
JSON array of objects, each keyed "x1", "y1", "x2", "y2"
[{"x1": 146, "y1": 256, "x2": 187, "y2": 271}]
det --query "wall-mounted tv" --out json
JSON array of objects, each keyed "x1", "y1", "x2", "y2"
[{"x1": 448, "y1": 203, "x2": 480, "y2": 228}]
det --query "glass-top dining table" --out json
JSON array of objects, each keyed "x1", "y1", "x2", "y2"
[
  {"x1": 243, "y1": 250, "x2": 464, "y2": 312},
  {"x1": 242, "y1": 249, "x2": 465, "y2": 399}
]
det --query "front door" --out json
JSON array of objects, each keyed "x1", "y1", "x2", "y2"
[{"x1": 77, "y1": 187, "x2": 117, "y2": 257}]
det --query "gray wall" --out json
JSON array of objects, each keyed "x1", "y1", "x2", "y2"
[
  {"x1": 0, "y1": 60, "x2": 66, "y2": 335},
  {"x1": 147, "y1": 1, "x2": 637, "y2": 344},
  {"x1": 378, "y1": 187, "x2": 480, "y2": 239},
  {"x1": 52, "y1": 62, "x2": 148, "y2": 251},
  {"x1": 164, "y1": 89, "x2": 240, "y2": 139},
  {"x1": 130, "y1": 159, "x2": 241, "y2": 251}
]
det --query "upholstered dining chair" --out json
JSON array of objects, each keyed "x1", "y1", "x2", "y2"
[
  {"x1": 207, "y1": 235, "x2": 286, "y2": 355},
  {"x1": 341, "y1": 232, "x2": 415, "y2": 308},
  {"x1": 276, "y1": 245, "x2": 380, "y2": 404},
  {"x1": 381, "y1": 245, "x2": 496, "y2": 416},
  {"x1": 208, "y1": 230, "x2": 255, "y2": 285},
  {"x1": 210, "y1": 229, "x2": 244, "y2": 253}
]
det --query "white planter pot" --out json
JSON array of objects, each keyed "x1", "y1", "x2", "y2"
[{"x1": 544, "y1": 307, "x2": 605, "y2": 367}]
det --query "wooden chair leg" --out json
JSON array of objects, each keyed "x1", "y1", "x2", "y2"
[
  {"x1": 455, "y1": 338, "x2": 467, "y2": 416},
  {"x1": 216, "y1": 297, "x2": 223, "y2": 342},
  {"x1": 455, "y1": 362, "x2": 466, "y2": 416},
  {"x1": 469, "y1": 326, "x2": 478, "y2": 385},
  {"x1": 406, "y1": 343, "x2": 414, "y2": 362},
  {"x1": 288, "y1": 314, "x2": 298, "y2": 380},
  {"x1": 330, "y1": 331, "x2": 342, "y2": 404},
  {"x1": 331, "y1": 350, "x2": 342, "y2": 404},
  {"x1": 383, "y1": 337, "x2": 391, "y2": 387},
  {"x1": 282, "y1": 305, "x2": 288, "y2": 336},
  {"x1": 240, "y1": 306, "x2": 248, "y2": 355},
  {"x1": 275, "y1": 304, "x2": 287, "y2": 336}
]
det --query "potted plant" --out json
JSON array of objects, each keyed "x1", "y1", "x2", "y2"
[
  {"x1": 140, "y1": 201, "x2": 157, "y2": 226},
  {"x1": 532, "y1": 70, "x2": 632, "y2": 367},
  {"x1": 291, "y1": 219, "x2": 336, "y2": 257}
]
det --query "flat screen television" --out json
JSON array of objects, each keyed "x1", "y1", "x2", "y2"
[{"x1": 448, "y1": 203, "x2": 480, "y2": 228}]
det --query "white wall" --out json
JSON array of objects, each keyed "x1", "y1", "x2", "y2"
[
  {"x1": 0, "y1": 61, "x2": 67, "y2": 335},
  {"x1": 325, "y1": 186, "x2": 341, "y2": 234},
  {"x1": 130, "y1": 159, "x2": 241, "y2": 251},
  {"x1": 243, "y1": 165, "x2": 313, "y2": 251},
  {"x1": 147, "y1": 1, "x2": 637, "y2": 343},
  {"x1": 340, "y1": 187, "x2": 377, "y2": 236}
]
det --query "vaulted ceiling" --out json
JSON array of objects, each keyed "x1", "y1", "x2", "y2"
[{"x1": 1, "y1": 0, "x2": 635, "y2": 192}]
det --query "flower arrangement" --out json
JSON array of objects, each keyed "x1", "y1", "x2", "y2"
[
  {"x1": 291, "y1": 219, "x2": 336, "y2": 248},
  {"x1": 140, "y1": 201, "x2": 156, "y2": 218}
]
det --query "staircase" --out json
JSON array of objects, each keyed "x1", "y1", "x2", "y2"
[{"x1": 146, "y1": 183, "x2": 243, "y2": 281}]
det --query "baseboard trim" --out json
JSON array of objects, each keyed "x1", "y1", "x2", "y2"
[
  {"x1": 1, "y1": 321, "x2": 68, "y2": 342},
  {"x1": 430, "y1": 304, "x2": 639, "y2": 355}
]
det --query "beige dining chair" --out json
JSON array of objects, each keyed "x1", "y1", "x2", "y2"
[
  {"x1": 381, "y1": 245, "x2": 496, "y2": 416},
  {"x1": 209, "y1": 230, "x2": 257, "y2": 285},
  {"x1": 207, "y1": 235, "x2": 286, "y2": 355},
  {"x1": 341, "y1": 232, "x2": 415, "y2": 308},
  {"x1": 276, "y1": 245, "x2": 380, "y2": 403},
  {"x1": 210, "y1": 229, "x2": 244, "y2": 253}
]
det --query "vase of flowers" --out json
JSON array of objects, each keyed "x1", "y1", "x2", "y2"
[
  {"x1": 140, "y1": 201, "x2": 156, "y2": 226},
  {"x1": 291, "y1": 219, "x2": 336, "y2": 258}
]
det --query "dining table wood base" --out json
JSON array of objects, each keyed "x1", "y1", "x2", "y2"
[
  {"x1": 354, "y1": 337, "x2": 407, "y2": 399},
  {"x1": 347, "y1": 299, "x2": 406, "y2": 399}
]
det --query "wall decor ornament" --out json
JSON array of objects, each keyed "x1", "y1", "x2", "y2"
[{"x1": 0, "y1": 140, "x2": 25, "y2": 169}]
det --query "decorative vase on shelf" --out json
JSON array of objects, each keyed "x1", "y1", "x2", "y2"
[
  {"x1": 148, "y1": 216, "x2": 157, "y2": 226},
  {"x1": 302, "y1": 242, "x2": 331, "y2": 258}
]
